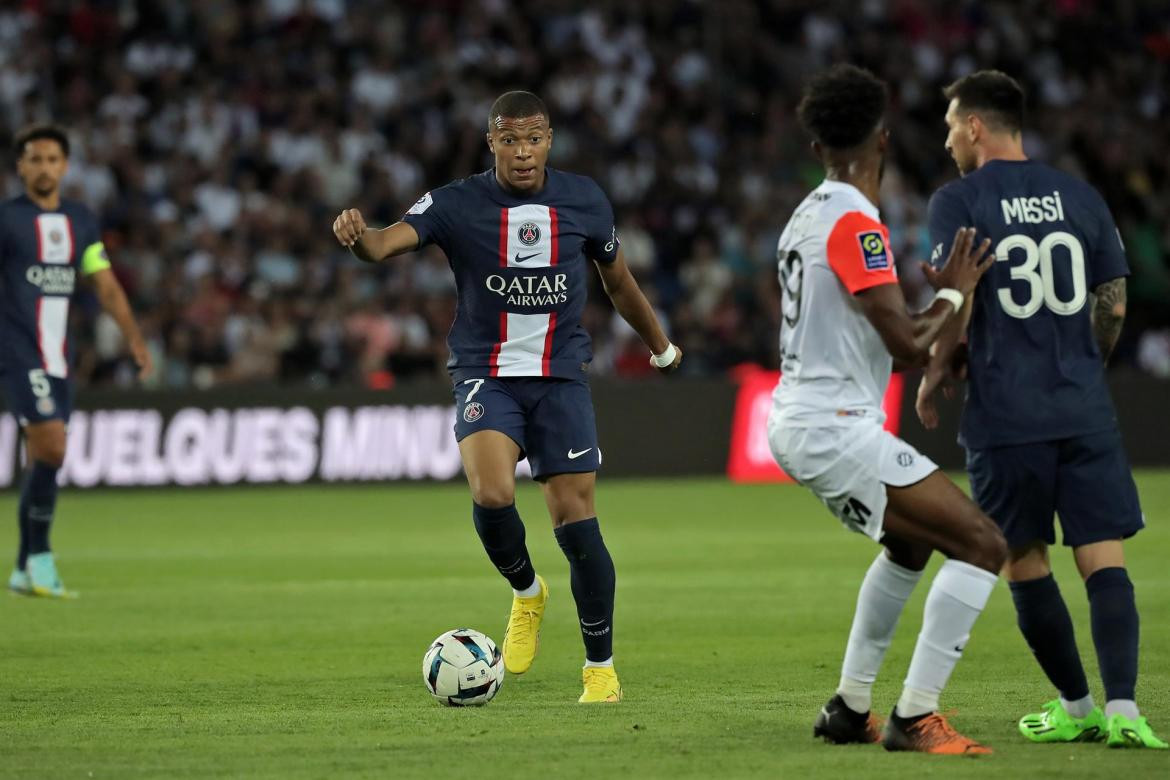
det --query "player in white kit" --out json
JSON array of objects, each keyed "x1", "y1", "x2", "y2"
[{"x1": 767, "y1": 65, "x2": 1007, "y2": 755}]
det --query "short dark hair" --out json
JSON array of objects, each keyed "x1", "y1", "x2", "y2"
[
  {"x1": 13, "y1": 123, "x2": 70, "y2": 159},
  {"x1": 943, "y1": 70, "x2": 1025, "y2": 134},
  {"x1": 488, "y1": 91, "x2": 549, "y2": 129},
  {"x1": 796, "y1": 64, "x2": 888, "y2": 150}
]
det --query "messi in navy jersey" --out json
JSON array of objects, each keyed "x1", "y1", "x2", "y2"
[
  {"x1": 332, "y1": 91, "x2": 680, "y2": 703},
  {"x1": 918, "y1": 71, "x2": 1164, "y2": 748},
  {"x1": 2, "y1": 125, "x2": 152, "y2": 599}
]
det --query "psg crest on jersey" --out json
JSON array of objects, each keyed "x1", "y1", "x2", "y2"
[
  {"x1": 463, "y1": 401, "x2": 484, "y2": 423},
  {"x1": 517, "y1": 222, "x2": 540, "y2": 246},
  {"x1": 49, "y1": 229, "x2": 63, "y2": 244}
]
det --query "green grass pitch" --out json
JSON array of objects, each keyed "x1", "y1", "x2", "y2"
[{"x1": 2, "y1": 473, "x2": 1168, "y2": 779}]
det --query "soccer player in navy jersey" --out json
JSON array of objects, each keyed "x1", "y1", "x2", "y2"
[
  {"x1": 332, "y1": 91, "x2": 680, "y2": 702},
  {"x1": 918, "y1": 71, "x2": 1166, "y2": 749},
  {"x1": 2, "y1": 124, "x2": 152, "y2": 598}
]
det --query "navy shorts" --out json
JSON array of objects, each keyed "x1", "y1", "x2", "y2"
[
  {"x1": 0, "y1": 366, "x2": 72, "y2": 426},
  {"x1": 452, "y1": 377, "x2": 601, "y2": 480},
  {"x1": 966, "y1": 429, "x2": 1144, "y2": 549}
]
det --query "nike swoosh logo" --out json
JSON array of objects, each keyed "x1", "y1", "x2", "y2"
[
  {"x1": 514, "y1": 252, "x2": 540, "y2": 262},
  {"x1": 567, "y1": 448, "x2": 593, "y2": 459}
]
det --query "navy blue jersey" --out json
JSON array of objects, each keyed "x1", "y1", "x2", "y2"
[
  {"x1": 0, "y1": 195, "x2": 107, "y2": 379},
  {"x1": 928, "y1": 159, "x2": 1128, "y2": 448},
  {"x1": 402, "y1": 168, "x2": 619, "y2": 382}
]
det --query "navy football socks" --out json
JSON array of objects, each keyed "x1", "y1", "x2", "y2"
[
  {"x1": 472, "y1": 502, "x2": 537, "y2": 591},
  {"x1": 16, "y1": 482, "x2": 29, "y2": 569},
  {"x1": 1009, "y1": 574, "x2": 1090, "y2": 702},
  {"x1": 22, "y1": 461, "x2": 60, "y2": 564},
  {"x1": 555, "y1": 518, "x2": 616, "y2": 662},
  {"x1": 1086, "y1": 567, "x2": 1139, "y2": 702}
]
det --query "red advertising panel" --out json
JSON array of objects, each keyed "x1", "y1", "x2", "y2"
[{"x1": 727, "y1": 368, "x2": 904, "y2": 483}]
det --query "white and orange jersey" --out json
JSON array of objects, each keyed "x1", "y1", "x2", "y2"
[{"x1": 771, "y1": 180, "x2": 899, "y2": 424}]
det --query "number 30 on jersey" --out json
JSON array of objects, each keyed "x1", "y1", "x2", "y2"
[{"x1": 995, "y1": 231, "x2": 1086, "y2": 318}]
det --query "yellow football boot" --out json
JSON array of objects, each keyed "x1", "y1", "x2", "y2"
[
  {"x1": 502, "y1": 575, "x2": 547, "y2": 674},
  {"x1": 579, "y1": 666, "x2": 622, "y2": 703}
]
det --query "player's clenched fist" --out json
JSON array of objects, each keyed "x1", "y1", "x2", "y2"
[{"x1": 333, "y1": 208, "x2": 367, "y2": 247}]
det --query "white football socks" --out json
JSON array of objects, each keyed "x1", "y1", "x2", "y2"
[
  {"x1": 837, "y1": 552, "x2": 923, "y2": 714},
  {"x1": 513, "y1": 576, "x2": 542, "y2": 598},
  {"x1": 897, "y1": 559, "x2": 997, "y2": 719},
  {"x1": 1105, "y1": 699, "x2": 1140, "y2": 719},
  {"x1": 1062, "y1": 694, "x2": 1096, "y2": 719}
]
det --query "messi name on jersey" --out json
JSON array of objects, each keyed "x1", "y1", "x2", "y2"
[
  {"x1": 1001, "y1": 190, "x2": 1065, "y2": 225},
  {"x1": 485, "y1": 271, "x2": 568, "y2": 307}
]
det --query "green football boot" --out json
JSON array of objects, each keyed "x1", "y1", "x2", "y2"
[
  {"x1": 1019, "y1": 700, "x2": 1105, "y2": 743},
  {"x1": 1106, "y1": 713, "x2": 1169, "y2": 749}
]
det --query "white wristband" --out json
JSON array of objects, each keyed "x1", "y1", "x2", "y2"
[
  {"x1": 650, "y1": 343, "x2": 678, "y2": 368},
  {"x1": 934, "y1": 288, "x2": 964, "y2": 312}
]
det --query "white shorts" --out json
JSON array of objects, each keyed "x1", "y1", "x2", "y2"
[{"x1": 767, "y1": 413, "x2": 938, "y2": 541}]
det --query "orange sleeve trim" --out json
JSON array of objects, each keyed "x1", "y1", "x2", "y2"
[{"x1": 826, "y1": 210, "x2": 898, "y2": 294}]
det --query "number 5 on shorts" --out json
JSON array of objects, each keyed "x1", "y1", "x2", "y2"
[{"x1": 28, "y1": 368, "x2": 50, "y2": 399}]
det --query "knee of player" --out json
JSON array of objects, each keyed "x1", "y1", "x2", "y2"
[
  {"x1": 32, "y1": 441, "x2": 67, "y2": 469},
  {"x1": 546, "y1": 487, "x2": 595, "y2": 528},
  {"x1": 469, "y1": 482, "x2": 515, "y2": 509},
  {"x1": 968, "y1": 513, "x2": 1008, "y2": 572}
]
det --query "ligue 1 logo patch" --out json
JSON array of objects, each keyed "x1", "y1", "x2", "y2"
[
  {"x1": 517, "y1": 222, "x2": 540, "y2": 246},
  {"x1": 463, "y1": 401, "x2": 484, "y2": 423},
  {"x1": 857, "y1": 230, "x2": 890, "y2": 271}
]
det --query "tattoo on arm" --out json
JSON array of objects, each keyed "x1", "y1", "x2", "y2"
[{"x1": 1090, "y1": 277, "x2": 1126, "y2": 363}]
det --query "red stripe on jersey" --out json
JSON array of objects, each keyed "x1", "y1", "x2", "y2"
[
  {"x1": 826, "y1": 210, "x2": 898, "y2": 294},
  {"x1": 488, "y1": 312, "x2": 507, "y2": 377},
  {"x1": 498, "y1": 207, "x2": 509, "y2": 268},
  {"x1": 35, "y1": 217, "x2": 44, "y2": 262},
  {"x1": 36, "y1": 297, "x2": 47, "y2": 370},
  {"x1": 65, "y1": 216, "x2": 75, "y2": 263},
  {"x1": 548, "y1": 207, "x2": 559, "y2": 266},
  {"x1": 541, "y1": 312, "x2": 557, "y2": 376}
]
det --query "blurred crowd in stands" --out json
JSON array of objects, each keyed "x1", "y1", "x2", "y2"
[{"x1": 2, "y1": 0, "x2": 1168, "y2": 388}]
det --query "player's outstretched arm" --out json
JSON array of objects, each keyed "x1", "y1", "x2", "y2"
[
  {"x1": 88, "y1": 268, "x2": 153, "y2": 380},
  {"x1": 594, "y1": 249, "x2": 682, "y2": 373},
  {"x1": 332, "y1": 209, "x2": 420, "y2": 263},
  {"x1": 915, "y1": 297, "x2": 973, "y2": 430},
  {"x1": 857, "y1": 228, "x2": 991, "y2": 371},
  {"x1": 1090, "y1": 277, "x2": 1126, "y2": 364}
]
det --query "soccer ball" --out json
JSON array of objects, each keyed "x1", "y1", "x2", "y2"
[{"x1": 422, "y1": 628, "x2": 504, "y2": 706}]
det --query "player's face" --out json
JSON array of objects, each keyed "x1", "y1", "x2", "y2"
[
  {"x1": 487, "y1": 115, "x2": 552, "y2": 193},
  {"x1": 944, "y1": 98, "x2": 977, "y2": 175},
  {"x1": 17, "y1": 139, "x2": 68, "y2": 198}
]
